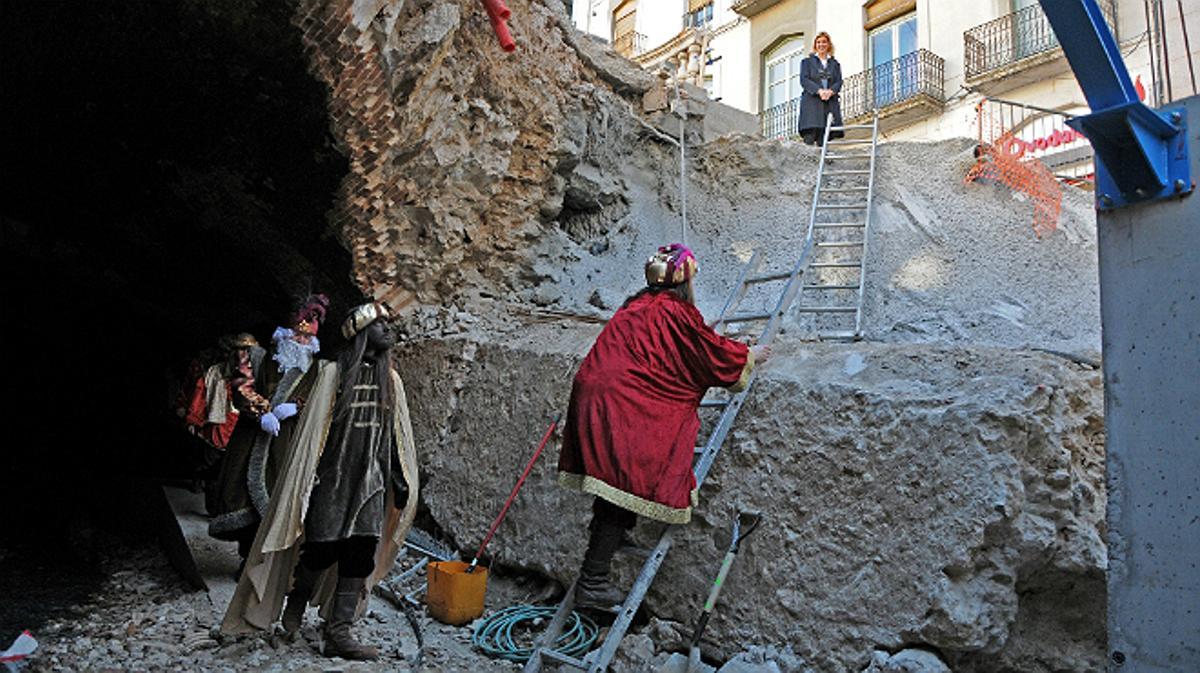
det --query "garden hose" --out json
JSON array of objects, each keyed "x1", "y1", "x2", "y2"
[{"x1": 471, "y1": 604, "x2": 598, "y2": 663}]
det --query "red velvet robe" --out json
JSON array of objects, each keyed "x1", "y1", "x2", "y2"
[{"x1": 558, "y1": 291, "x2": 752, "y2": 524}]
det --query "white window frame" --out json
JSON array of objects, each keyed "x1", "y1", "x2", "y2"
[
  {"x1": 867, "y1": 12, "x2": 917, "y2": 105},
  {"x1": 762, "y1": 36, "x2": 806, "y2": 111},
  {"x1": 867, "y1": 12, "x2": 917, "y2": 69}
]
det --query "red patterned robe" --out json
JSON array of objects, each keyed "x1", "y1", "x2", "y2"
[{"x1": 558, "y1": 291, "x2": 753, "y2": 524}]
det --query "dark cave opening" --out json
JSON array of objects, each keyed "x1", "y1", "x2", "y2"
[{"x1": 1, "y1": 0, "x2": 356, "y2": 638}]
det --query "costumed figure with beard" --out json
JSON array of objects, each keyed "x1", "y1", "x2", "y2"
[
  {"x1": 557, "y1": 244, "x2": 770, "y2": 610},
  {"x1": 208, "y1": 293, "x2": 329, "y2": 562},
  {"x1": 221, "y1": 302, "x2": 419, "y2": 662}
]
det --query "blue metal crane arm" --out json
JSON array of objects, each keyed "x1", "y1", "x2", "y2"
[{"x1": 1037, "y1": 0, "x2": 1192, "y2": 210}]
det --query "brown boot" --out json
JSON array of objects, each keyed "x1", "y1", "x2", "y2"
[
  {"x1": 573, "y1": 518, "x2": 626, "y2": 612},
  {"x1": 280, "y1": 565, "x2": 319, "y2": 639},
  {"x1": 322, "y1": 577, "x2": 379, "y2": 661}
]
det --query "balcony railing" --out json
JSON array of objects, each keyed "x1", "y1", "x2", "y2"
[
  {"x1": 975, "y1": 97, "x2": 1095, "y2": 185},
  {"x1": 760, "y1": 98, "x2": 802, "y2": 140},
  {"x1": 841, "y1": 48, "x2": 944, "y2": 121},
  {"x1": 613, "y1": 31, "x2": 648, "y2": 58},
  {"x1": 964, "y1": 0, "x2": 1115, "y2": 80},
  {"x1": 760, "y1": 49, "x2": 945, "y2": 139}
]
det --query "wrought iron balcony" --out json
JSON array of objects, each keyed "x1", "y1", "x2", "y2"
[
  {"x1": 613, "y1": 31, "x2": 648, "y2": 58},
  {"x1": 759, "y1": 49, "x2": 945, "y2": 139},
  {"x1": 760, "y1": 98, "x2": 801, "y2": 140},
  {"x1": 964, "y1": 0, "x2": 1115, "y2": 81},
  {"x1": 841, "y1": 48, "x2": 945, "y2": 123}
]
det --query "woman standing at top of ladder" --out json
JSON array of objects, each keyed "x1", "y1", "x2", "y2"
[{"x1": 797, "y1": 31, "x2": 843, "y2": 146}]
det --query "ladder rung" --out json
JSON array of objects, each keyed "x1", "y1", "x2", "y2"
[
  {"x1": 746, "y1": 271, "x2": 792, "y2": 283},
  {"x1": 617, "y1": 541, "x2": 653, "y2": 559},
  {"x1": 809, "y1": 262, "x2": 861, "y2": 268},
  {"x1": 699, "y1": 399, "x2": 730, "y2": 408},
  {"x1": 815, "y1": 203, "x2": 869, "y2": 209},
  {"x1": 804, "y1": 284, "x2": 860, "y2": 290},
  {"x1": 816, "y1": 240, "x2": 864, "y2": 247},
  {"x1": 820, "y1": 330, "x2": 860, "y2": 340},
  {"x1": 539, "y1": 649, "x2": 587, "y2": 669},
  {"x1": 813, "y1": 222, "x2": 865, "y2": 228},
  {"x1": 695, "y1": 445, "x2": 706, "y2": 454},
  {"x1": 795, "y1": 306, "x2": 857, "y2": 313},
  {"x1": 831, "y1": 124, "x2": 875, "y2": 130},
  {"x1": 827, "y1": 139, "x2": 872, "y2": 145},
  {"x1": 825, "y1": 153, "x2": 873, "y2": 159},
  {"x1": 725, "y1": 311, "x2": 775, "y2": 322},
  {"x1": 823, "y1": 170, "x2": 871, "y2": 175},
  {"x1": 819, "y1": 187, "x2": 870, "y2": 193}
]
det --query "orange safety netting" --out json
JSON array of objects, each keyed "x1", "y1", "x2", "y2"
[
  {"x1": 965, "y1": 132, "x2": 1063, "y2": 238},
  {"x1": 966, "y1": 103, "x2": 1064, "y2": 238}
]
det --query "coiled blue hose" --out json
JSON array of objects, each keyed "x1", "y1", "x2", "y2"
[{"x1": 471, "y1": 604, "x2": 599, "y2": 663}]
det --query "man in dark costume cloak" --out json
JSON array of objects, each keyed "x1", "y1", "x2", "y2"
[
  {"x1": 221, "y1": 301, "x2": 419, "y2": 662},
  {"x1": 207, "y1": 294, "x2": 328, "y2": 561},
  {"x1": 558, "y1": 244, "x2": 769, "y2": 609}
]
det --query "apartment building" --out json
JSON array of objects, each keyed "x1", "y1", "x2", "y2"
[{"x1": 571, "y1": 0, "x2": 1198, "y2": 181}]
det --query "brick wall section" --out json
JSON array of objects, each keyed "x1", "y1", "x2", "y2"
[
  {"x1": 290, "y1": 0, "x2": 656, "y2": 314},
  {"x1": 293, "y1": 0, "x2": 402, "y2": 303}
]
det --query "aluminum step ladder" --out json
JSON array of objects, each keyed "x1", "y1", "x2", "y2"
[
  {"x1": 795, "y1": 113, "x2": 879, "y2": 341},
  {"x1": 522, "y1": 245, "x2": 814, "y2": 673}
]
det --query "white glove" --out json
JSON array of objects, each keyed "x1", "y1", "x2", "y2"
[
  {"x1": 273, "y1": 402, "x2": 298, "y2": 421},
  {"x1": 260, "y1": 412, "x2": 280, "y2": 436}
]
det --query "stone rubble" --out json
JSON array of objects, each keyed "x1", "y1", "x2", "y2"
[
  {"x1": 25, "y1": 534, "x2": 525, "y2": 672},
  {"x1": 394, "y1": 332, "x2": 1106, "y2": 673},
  {"x1": 26, "y1": 0, "x2": 1110, "y2": 670}
]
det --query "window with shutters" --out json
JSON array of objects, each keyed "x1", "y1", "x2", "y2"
[{"x1": 612, "y1": 0, "x2": 639, "y2": 57}]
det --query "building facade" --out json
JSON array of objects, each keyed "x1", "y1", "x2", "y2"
[{"x1": 571, "y1": 0, "x2": 1199, "y2": 182}]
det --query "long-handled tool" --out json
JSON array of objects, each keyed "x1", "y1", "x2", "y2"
[
  {"x1": 426, "y1": 415, "x2": 563, "y2": 625},
  {"x1": 662, "y1": 510, "x2": 763, "y2": 673},
  {"x1": 468, "y1": 413, "x2": 562, "y2": 572}
]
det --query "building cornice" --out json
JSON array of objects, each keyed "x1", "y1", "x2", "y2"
[
  {"x1": 731, "y1": 0, "x2": 785, "y2": 18},
  {"x1": 634, "y1": 27, "x2": 703, "y2": 67}
]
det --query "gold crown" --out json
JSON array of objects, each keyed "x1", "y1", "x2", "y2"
[
  {"x1": 644, "y1": 249, "x2": 698, "y2": 287},
  {"x1": 342, "y1": 302, "x2": 390, "y2": 339}
]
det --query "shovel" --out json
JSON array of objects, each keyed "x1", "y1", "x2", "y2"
[{"x1": 661, "y1": 510, "x2": 763, "y2": 673}]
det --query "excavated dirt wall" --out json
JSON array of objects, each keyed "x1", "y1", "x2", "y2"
[
  {"x1": 295, "y1": 0, "x2": 1100, "y2": 354},
  {"x1": 395, "y1": 329, "x2": 1106, "y2": 672},
  {"x1": 296, "y1": 1, "x2": 1108, "y2": 670}
]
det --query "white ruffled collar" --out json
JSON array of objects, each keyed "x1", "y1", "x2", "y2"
[{"x1": 271, "y1": 326, "x2": 321, "y2": 373}]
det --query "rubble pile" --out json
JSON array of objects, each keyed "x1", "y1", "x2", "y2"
[
  {"x1": 26, "y1": 535, "x2": 533, "y2": 672},
  {"x1": 297, "y1": 0, "x2": 1100, "y2": 354},
  {"x1": 294, "y1": 0, "x2": 1105, "y2": 671},
  {"x1": 24, "y1": 0, "x2": 1107, "y2": 670}
]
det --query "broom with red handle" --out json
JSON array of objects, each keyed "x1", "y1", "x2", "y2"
[{"x1": 467, "y1": 414, "x2": 561, "y2": 572}]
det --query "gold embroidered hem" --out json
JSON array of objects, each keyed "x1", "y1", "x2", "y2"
[
  {"x1": 728, "y1": 349, "x2": 754, "y2": 393},
  {"x1": 559, "y1": 472, "x2": 694, "y2": 524}
]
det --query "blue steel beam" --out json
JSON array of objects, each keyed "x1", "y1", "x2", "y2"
[{"x1": 1037, "y1": 0, "x2": 1192, "y2": 210}]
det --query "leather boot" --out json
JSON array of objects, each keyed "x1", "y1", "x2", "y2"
[
  {"x1": 574, "y1": 519, "x2": 626, "y2": 612},
  {"x1": 322, "y1": 577, "x2": 379, "y2": 661},
  {"x1": 280, "y1": 565, "x2": 320, "y2": 639}
]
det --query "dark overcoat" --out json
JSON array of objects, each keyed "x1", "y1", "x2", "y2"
[{"x1": 797, "y1": 54, "x2": 844, "y2": 138}]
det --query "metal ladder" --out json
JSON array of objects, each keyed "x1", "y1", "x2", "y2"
[
  {"x1": 794, "y1": 113, "x2": 880, "y2": 341},
  {"x1": 522, "y1": 246, "x2": 815, "y2": 672}
]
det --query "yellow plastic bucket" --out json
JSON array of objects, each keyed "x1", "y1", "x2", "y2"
[{"x1": 426, "y1": 560, "x2": 488, "y2": 625}]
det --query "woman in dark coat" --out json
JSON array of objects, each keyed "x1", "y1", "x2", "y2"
[{"x1": 797, "y1": 31, "x2": 843, "y2": 146}]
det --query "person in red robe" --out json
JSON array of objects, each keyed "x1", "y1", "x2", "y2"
[{"x1": 558, "y1": 243, "x2": 770, "y2": 610}]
